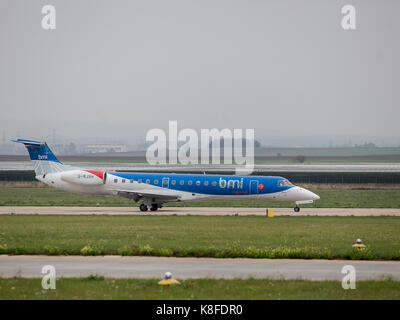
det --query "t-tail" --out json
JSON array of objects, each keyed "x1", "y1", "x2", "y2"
[{"x1": 14, "y1": 139, "x2": 75, "y2": 176}]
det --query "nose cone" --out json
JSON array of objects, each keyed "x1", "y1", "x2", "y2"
[
  {"x1": 308, "y1": 190, "x2": 320, "y2": 201},
  {"x1": 299, "y1": 187, "x2": 320, "y2": 200},
  {"x1": 295, "y1": 187, "x2": 320, "y2": 201},
  {"x1": 284, "y1": 186, "x2": 320, "y2": 202}
]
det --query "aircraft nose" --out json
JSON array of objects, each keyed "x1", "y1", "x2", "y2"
[
  {"x1": 285, "y1": 186, "x2": 320, "y2": 202},
  {"x1": 310, "y1": 191, "x2": 320, "y2": 200},
  {"x1": 300, "y1": 187, "x2": 320, "y2": 201}
]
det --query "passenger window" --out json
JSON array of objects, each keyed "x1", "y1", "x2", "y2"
[
  {"x1": 204, "y1": 181, "x2": 209, "y2": 186},
  {"x1": 180, "y1": 180, "x2": 184, "y2": 185},
  {"x1": 146, "y1": 179, "x2": 150, "y2": 184},
  {"x1": 212, "y1": 181, "x2": 217, "y2": 186},
  {"x1": 188, "y1": 180, "x2": 193, "y2": 185},
  {"x1": 154, "y1": 180, "x2": 158, "y2": 184},
  {"x1": 138, "y1": 179, "x2": 142, "y2": 183},
  {"x1": 196, "y1": 181, "x2": 201, "y2": 186},
  {"x1": 171, "y1": 180, "x2": 176, "y2": 185}
]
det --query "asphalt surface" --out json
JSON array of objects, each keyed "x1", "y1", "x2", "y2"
[
  {"x1": 0, "y1": 255, "x2": 398, "y2": 280},
  {"x1": 0, "y1": 206, "x2": 399, "y2": 216}
]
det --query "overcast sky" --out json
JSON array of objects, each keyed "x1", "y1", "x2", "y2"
[{"x1": 0, "y1": 0, "x2": 399, "y2": 146}]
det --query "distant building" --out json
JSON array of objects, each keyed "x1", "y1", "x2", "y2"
[{"x1": 84, "y1": 144, "x2": 127, "y2": 154}]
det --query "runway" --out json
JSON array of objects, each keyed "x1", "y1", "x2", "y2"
[
  {"x1": 0, "y1": 206, "x2": 399, "y2": 216},
  {"x1": 0, "y1": 255, "x2": 398, "y2": 280}
]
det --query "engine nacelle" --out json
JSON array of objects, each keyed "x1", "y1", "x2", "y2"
[{"x1": 60, "y1": 170, "x2": 104, "y2": 186}]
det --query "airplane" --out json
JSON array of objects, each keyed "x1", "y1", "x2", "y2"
[{"x1": 14, "y1": 139, "x2": 320, "y2": 212}]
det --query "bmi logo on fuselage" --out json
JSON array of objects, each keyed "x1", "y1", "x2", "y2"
[{"x1": 219, "y1": 177, "x2": 244, "y2": 189}]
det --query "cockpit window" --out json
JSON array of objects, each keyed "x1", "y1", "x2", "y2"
[{"x1": 278, "y1": 179, "x2": 292, "y2": 187}]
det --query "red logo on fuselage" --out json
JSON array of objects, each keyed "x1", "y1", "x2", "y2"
[{"x1": 83, "y1": 170, "x2": 105, "y2": 179}]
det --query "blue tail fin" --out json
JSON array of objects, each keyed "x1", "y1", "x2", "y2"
[
  {"x1": 14, "y1": 139, "x2": 60, "y2": 162},
  {"x1": 14, "y1": 139, "x2": 73, "y2": 175}
]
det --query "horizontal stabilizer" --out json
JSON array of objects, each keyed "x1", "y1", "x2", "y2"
[{"x1": 12, "y1": 139, "x2": 44, "y2": 146}]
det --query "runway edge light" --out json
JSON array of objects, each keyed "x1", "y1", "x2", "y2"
[
  {"x1": 352, "y1": 238, "x2": 366, "y2": 249},
  {"x1": 158, "y1": 272, "x2": 180, "y2": 286}
]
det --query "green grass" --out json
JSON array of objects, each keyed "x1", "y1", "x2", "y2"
[
  {"x1": 0, "y1": 277, "x2": 399, "y2": 300},
  {"x1": 0, "y1": 215, "x2": 399, "y2": 260},
  {"x1": 1, "y1": 186, "x2": 400, "y2": 208}
]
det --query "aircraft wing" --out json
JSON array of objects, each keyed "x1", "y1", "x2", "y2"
[{"x1": 117, "y1": 189, "x2": 181, "y2": 203}]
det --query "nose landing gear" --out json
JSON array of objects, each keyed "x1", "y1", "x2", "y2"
[{"x1": 294, "y1": 206, "x2": 300, "y2": 213}]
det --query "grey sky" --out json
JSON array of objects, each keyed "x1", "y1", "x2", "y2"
[{"x1": 0, "y1": 0, "x2": 399, "y2": 146}]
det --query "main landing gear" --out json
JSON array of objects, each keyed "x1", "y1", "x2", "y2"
[
  {"x1": 294, "y1": 206, "x2": 300, "y2": 213},
  {"x1": 139, "y1": 203, "x2": 162, "y2": 212}
]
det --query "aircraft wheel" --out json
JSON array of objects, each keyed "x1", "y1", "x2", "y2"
[
  {"x1": 139, "y1": 204, "x2": 148, "y2": 212},
  {"x1": 294, "y1": 206, "x2": 300, "y2": 213},
  {"x1": 150, "y1": 204, "x2": 158, "y2": 211}
]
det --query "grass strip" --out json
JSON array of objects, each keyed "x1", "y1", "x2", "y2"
[
  {"x1": 1, "y1": 277, "x2": 399, "y2": 300},
  {"x1": 0, "y1": 215, "x2": 399, "y2": 260}
]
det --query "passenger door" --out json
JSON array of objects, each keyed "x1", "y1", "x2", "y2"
[
  {"x1": 162, "y1": 177, "x2": 170, "y2": 188},
  {"x1": 249, "y1": 180, "x2": 259, "y2": 194}
]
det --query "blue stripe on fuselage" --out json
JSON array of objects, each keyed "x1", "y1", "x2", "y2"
[{"x1": 109, "y1": 172, "x2": 293, "y2": 196}]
